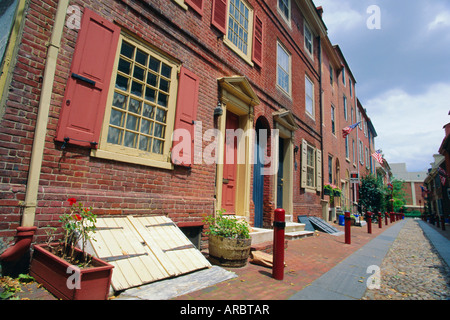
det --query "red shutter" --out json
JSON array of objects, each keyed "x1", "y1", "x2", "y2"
[
  {"x1": 55, "y1": 9, "x2": 120, "y2": 148},
  {"x1": 171, "y1": 67, "x2": 199, "y2": 167},
  {"x1": 211, "y1": 0, "x2": 228, "y2": 34},
  {"x1": 185, "y1": 0, "x2": 204, "y2": 15},
  {"x1": 252, "y1": 13, "x2": 263, "y2": 68}
]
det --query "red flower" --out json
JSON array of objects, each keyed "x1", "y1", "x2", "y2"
[
  {"x1": 74, "y1": 214, "x2": 82, "y2": 221},
  {"x1": 68, "y1": 198, "x2": 77, "y2": 205}
]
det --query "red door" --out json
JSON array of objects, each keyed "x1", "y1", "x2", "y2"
[{"x1": 222, "y1": 111, "x2": 239, "y2": 214}]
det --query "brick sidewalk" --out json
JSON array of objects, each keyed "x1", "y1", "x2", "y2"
[
  {"x1": 174, "y1": 219, "x2": 399, "y2": 300},
  {"x1": 5, "y1": 218, "x2": 405, "y2": 300}
]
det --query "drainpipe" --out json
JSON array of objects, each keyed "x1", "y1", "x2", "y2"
[{"x1": 1, "y1": 0, "x2": 69, "y2": 262}]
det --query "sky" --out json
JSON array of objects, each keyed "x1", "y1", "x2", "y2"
[{"x1": 313, "y1": 0, "x2": 450, "y2": 172}]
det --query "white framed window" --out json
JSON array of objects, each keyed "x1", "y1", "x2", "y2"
[
  {"x1": 365, "y1": 146, "x2": 370, "y2": 169},
  {"x1": 304, "y1": 21, "x2": 313, "y2": 57},
  {"x1": 359, "y1": 140, "x2": 364, "y2": 165},
  {"x1": 349, "y1": 78, "x2": 353, "y2": 97},
  {"x1": 224, "y1": 0, "x2": 254, "y2": 65},
  {"x1": 331, "y1": 105, "x2": 335, "y2": 134},
  {"x1": 277, "y1": 41, "x2": 291, "y2": 95},
  {"x1": 342, "y1": 66, "x2": 346, "y2": 86},
  {"x1": 306, "y1": 145, "x2": 316, "y2": 188},
  {"x1": 305, "y1": 75, "x2": 314, "y2": 118},
  {"x1": 352, "y1": 139, "x2": 356, "y2": 165},
  {"x1": 343, "y1": 96, "x2": 347, "y2": 121},
  {"x1": 345, "y1": 136, "x2": 349, "y2": 159},
  {"x1": 99, "y1": 35, "x2": 179, "y2": 167},
  {"x1": 277, "y1": 0, "x2": 290, "y2": 24}
]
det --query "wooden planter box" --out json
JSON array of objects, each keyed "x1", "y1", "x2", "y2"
[
  {"x1": 208, "y1": 234, "x2": 251, "y2": 268},
  {"x1": 30, "y1": 243, "x2": 114, "y2": 300}
]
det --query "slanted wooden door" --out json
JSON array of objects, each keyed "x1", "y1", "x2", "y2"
[
  {"x1": 90, "y1": 216, "x2": 211, "y2": 291},
  {"x1": 222, "y1": 111, "x2": 239, "y2": 214}
]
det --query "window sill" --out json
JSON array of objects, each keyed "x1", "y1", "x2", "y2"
[{"x1": 91, "y1": 148, "x2": 174, "y2": 170}]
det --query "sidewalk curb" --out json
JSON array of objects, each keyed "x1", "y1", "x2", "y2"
[
  {"x1": 289, "y1": 220, "x2": 406, "y2": 300},
  {"x1": 418, "y1": 220, "x2": 450, "y2": 268}
]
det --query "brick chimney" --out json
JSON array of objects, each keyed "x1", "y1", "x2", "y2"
[{"x1": 316, "y1": 6, "x2": 323, "y2": 18}]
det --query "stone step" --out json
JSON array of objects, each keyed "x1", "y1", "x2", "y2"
[
  {"x1": 285, "y1": 230, "x2": 315, "y2": 240},
  {"x1": 285, "y1": 222, "x2": 305, "y2": 233}
]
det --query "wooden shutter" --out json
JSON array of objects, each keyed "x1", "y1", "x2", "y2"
[
  {"x1": 211, "y1": 0, "x2": 228, "y2": 34},
  {"x1": 301, "y1": 139, "x2": 307, "y2": 188},
  {"x1": 252, "y1": 13, "x2": 263, "y2": 67},
  {"x1": 185, "y1": 0, "x2": 204, "y2": 15},
  {"x1": 171, "y1": 67, "x2": 199, "y2": 167},
  {"x1": 316, "y1": 149, "x2": 322, "y2": 191},
  {"x1": 55, "y1": 9, "x2": 120, "y2": 148}
]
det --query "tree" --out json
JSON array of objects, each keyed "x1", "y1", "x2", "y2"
[
  {"x1": 385, "y1": 179, "x2": 407, "y2": 212},
  {"x1": 358, "y1": 174, "x2": 384, "y2": 213}
]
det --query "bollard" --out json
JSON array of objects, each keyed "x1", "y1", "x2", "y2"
[
  {"x1": 272, "y1": 208, "x2": 285, "y2": 280},
  {"x1": 442, "y1": 217, "x2": 446, "y2": 231},
  {"x1": 390, "y1": 212, "x2": 394, "y2": 223},
  {"x1": 436, "y1": 216, "x2": 440, "y2": 228},
  {"x1": 378, "y1": 212, "x2": 382, "y2": 228},
  {"x1": 344, "y1": 211, "x2": 351, "y2": 244},
  {"x1": 385, "y1": 212, "x2": 388, "y2": 225},
  {"x1": 367, "y1": 212, "x2": 372, "y2": 234}
]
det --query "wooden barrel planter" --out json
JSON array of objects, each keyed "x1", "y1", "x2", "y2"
[{"x1": 207, "y1": 234, "x2": 252, "y2": 268}]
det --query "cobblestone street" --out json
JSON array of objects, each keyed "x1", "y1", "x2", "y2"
[{"x1": 362, "y1": 219, "x2": 450, "y2": 300}]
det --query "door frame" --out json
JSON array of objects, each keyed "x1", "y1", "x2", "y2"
[
  {"x1": 215, "y1": 77, "x2": 260, "y2": 219},
  {"x1": 272, "y1": 109, "x2": 298, "y2": 216}
]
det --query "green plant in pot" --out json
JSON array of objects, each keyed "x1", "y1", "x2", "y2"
[{"x1": 203, "y1": 209, "x2": 251, "y2": 268}]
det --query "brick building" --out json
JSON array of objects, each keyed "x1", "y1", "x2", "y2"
[
  {"x1": 0, "y1": 0, "x2": 379, "y2": 256},
  {"x1": 390, "y1": 163, "x2": 427, "y2": 213}
]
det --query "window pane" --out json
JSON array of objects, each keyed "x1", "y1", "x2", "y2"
[
  {"x1": 136, "y1": 49, "x2": 148, "y2": 66},
  {"x1": 120, "y1": 41, "x2": 134, "y2": 59},
  {"x1": 113, "y1": 92, "x2": 127, "y2": 109},
  {"x1": 107, "y1": 127, "x2": 123, "y2": 144},
  {"x1": 108, "y1": 38, "x2": 173, "y2": 156},
  {"x1": 110, "y1": 109, "x2": 125, "y2": 127},
  {"x1": 115, "y1": 74, "x2": 129, "y2": 91},
  {"x1": 118, "y1": 58, "x2": 131, "y2": 75}
]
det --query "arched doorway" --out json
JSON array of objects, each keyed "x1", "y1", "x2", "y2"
[{"x1": 253, "y1": 117, "x2": 270, "y2": 228}]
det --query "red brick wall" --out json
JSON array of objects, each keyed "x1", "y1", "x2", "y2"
[{"x1": 0, "y1": 0, "x2": 338, "y2": 245}]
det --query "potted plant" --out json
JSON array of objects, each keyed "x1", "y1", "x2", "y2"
[
  {"x1": 29, "y1": 198, "x2": 113, "y2": 300},
  {"x1": 203, "y1": 209, "x2": 251, "y2": 268},
  {"x1": 323, "y1": 184, "x2": 333, "y2": 195}
]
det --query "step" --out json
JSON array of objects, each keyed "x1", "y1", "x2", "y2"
[
  {"x1": 250, "y1": 227, "x2": 273, "y2": 245},
  {"x1": 285, "y1": 230, "x2": 315, "y2": 240},
  {"x1": 285, "y1": 222, "x2": 305, "y2": 233}
]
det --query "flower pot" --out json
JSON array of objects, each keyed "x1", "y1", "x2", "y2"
[
  {"x1": 207, "y1": 234, "x2": 252, "y2": 268},
  {"x1": 30, "y1": 243, "x2": 113, "y2": 300}
]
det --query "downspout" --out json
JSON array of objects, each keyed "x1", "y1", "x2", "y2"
[{"x1": 1, "y1": 0, "x2": 69, "y2": 262}]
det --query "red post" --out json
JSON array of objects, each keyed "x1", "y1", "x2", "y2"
[
  {"x1": 367, "y1": 212, "x2": 372, "y2": 234},
  {"x1": 390, "y1": 212, "x2": 394, "y2": 223},
  {"x1": 442, "y1": 217, "x2": 446, "y2": 231},
  {"x1": 272, "y1": 208, "x2": 285, "y2": 281},
  {"x1": 378, "y1": 212, "x2": 382, "y2": 228},
  {"x1": 385, "y1": 212, "x2": 388, "y2": 225},
  {"x1": 344, "y1": 211, "x2": 351, "y2": 244}
]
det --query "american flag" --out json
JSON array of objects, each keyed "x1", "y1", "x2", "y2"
[
  {"x1": 371, "y1": 149, "x2": 383, "y2": 164},
  {"x1": 342, "y1": 122, "x2": 360, "y2": 138},
  {"x1": 438, "y1": 167, "x2": 448, "y2": 186}
]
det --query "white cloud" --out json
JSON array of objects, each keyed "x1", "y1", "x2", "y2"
[
  {"x1": 428, "y1": 11, "x2": 450, "y2": 31},
  {"x1": 366, "y1": 83, "x2": 450, "y2": 171},
  {"x1": 315, "y1": 0, "x2": 365, "y2": 37}
]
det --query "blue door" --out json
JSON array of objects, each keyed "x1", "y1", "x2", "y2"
[{"x1": 253, "y1": 126, "x2": 264, "y2": 228}]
